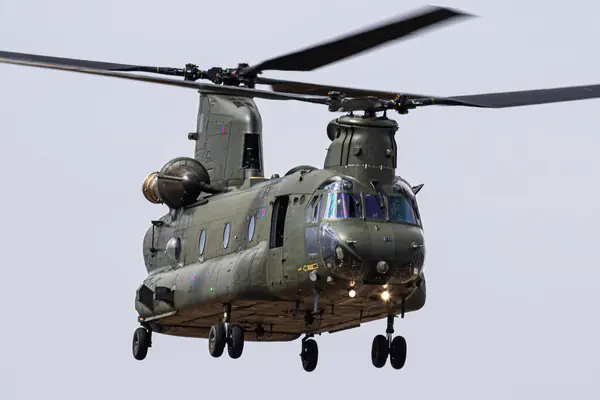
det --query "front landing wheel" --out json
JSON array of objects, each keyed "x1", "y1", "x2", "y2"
[
  {"x1": 371, "y1": 334, "x2": 389, "y2": 368},
  {"x1": 132, "y1": 327, "x2": 150, "y2": 361},
  {"x1": 208, "y1": 323, "x2": 226, "y2": 358},
  {"x1": 301, "y1": 339, "x2": 318, "y2": 372},
  {"x1": 389, "y1": 336, "x2": 407, "y2": 370},
  {"x1": 227, "y1": 325, "x2": 245, "y2": 359}
]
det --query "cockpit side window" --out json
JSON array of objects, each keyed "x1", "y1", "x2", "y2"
[
  {"x1": 312, "y1": 195, "x2": 323, "y2": 223},
  {"x1": 391, "y1": 177, "x2": 421, "y2": 226},
  {"x1": 388, "y1": 195, "x2": 417, "y2": 224},
  {"x1": 413, "y1": 203, "x2": 422, "y2": 226},
  {"x1": 306, "y1": 196, "x2": 317, "y2": 223},
  {"x1": 363, "y1": 194, "x2": 386, "y2": 220},
  {"x1": 392, "y1": 177, "x2": 414, "y2": 196}
]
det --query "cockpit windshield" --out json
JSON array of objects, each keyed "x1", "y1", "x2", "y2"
[
  {"x1": 324, "y1": 192, "x2": 362, "y2": 219},
  {"x1": 363, "y1": 194, "x2": 385, "y2": 220},
  {"x1": 310, "y1": 176, "x2": 420, "y2": 225},
  {"x1": 322, "y1": 192, "x2": 417, "y2": 224}
]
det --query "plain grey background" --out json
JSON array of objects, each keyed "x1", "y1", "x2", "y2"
[{"x1": 1, "y1": 0, "x2": 598, "y2": 398}]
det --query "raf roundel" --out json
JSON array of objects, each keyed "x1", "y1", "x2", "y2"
[{"x1": 260, "y1": 204, "x2": 267, "y2": 220}]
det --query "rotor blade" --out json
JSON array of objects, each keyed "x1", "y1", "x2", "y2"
[
  {"x1": 0, "y1": 50, "x2": 185, "y2": 77},
  {"x1": 243, "y1": 6, "x2": 472, "y2": 75},
  {"x1": 0, "y1": 57, "x2": 329, "y2": 104},
  {"x1": 431, "y1": 84, "x2": 600, "y2": 108},
  {"x1": 259, "y1": 77, "x2": 428, "y2": 100}
]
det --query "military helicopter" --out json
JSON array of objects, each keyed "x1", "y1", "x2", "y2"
[{"x1": 2, "y1": 5, "x2": 600, "y2": 373}]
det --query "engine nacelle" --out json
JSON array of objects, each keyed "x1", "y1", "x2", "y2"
[{"x1": 142, "y1": 157, "x2": 211, "y2": 209}]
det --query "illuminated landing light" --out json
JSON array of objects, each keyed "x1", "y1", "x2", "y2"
[
  {"x1": 348, "y1": 289, "x2": 357, "y2": 298},
  {"x1": 381, "y1": 290, "x2": 390, "y2": 301},
  {"x1": 382, "y1": 284, "x2": 389, "y2": 289}
]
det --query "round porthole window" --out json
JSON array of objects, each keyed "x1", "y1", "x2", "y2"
[
  {"x1": 223, "y1": 223, "x2": 231, "y2": 248},
  {"x1": 248, "y1": 215, "x2": 255, "y2": 241},
  {"x1": 166, "y1": 237, "x2": 181, "y2": 262},
  {"x1": 198, "y1": 229, "x2": 206, "y2": 255}
]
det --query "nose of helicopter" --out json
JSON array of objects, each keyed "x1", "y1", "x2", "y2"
[{"x1": 320, "y1": 220, "x2": 425, "y2": 284}]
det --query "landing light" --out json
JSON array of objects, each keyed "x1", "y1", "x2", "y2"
[
  {"x1": 381, "y1": 290, "x2": 390, "y2": 301},
  {"x1": 336, "y1": 246, "x2": 344, "y2": 260},
  {"x1": 376, "y1": 261, "x2": 389, "y2": 274},
  {"x1": 348, "y1": 289, "x2": 357, "y2": 298}
]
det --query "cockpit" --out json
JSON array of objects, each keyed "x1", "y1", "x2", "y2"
[{"x1": 305, "y1": 176, "x2": 421, "y2": 225}]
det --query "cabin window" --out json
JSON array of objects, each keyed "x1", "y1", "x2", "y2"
[
  {"x1": 247, "y1": 215, "x2": 256, "y2": 241},
  {"x1": 198, "y1": 229, "x2": 206, "y2": 255},
  {"x1": 388, "y1": 196, "x2": 418, "y2": 224},
  {"x1": 223, "y1": 223, "x2": 231, "y2": 248},
  {"x1": 166, "y1": 237, "x2": 181, "y2": 262},
  {"x1": 364, "y1": 194, "x2": 386, "y2": 220}
]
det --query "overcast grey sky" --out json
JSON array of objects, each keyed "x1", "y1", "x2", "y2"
[{"x1": 1, "y1": 0, "x2": 599, "y2": 398}]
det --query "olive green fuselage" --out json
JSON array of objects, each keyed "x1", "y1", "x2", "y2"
[
  {"x1": 135, "y1": 102, "x2": 427, "y2": 342},
  {"x1": 136, "y1": 170, "x2": 426, "y2": 342}
]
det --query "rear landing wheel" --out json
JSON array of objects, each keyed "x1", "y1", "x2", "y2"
[
  {"x1": 132, "y1": 327, "x2": 151, "y2": 361},
  {"x1": 208, "y1": 323, "x2": 226, "y2": 358},
  {"x1": 371, "y1": 334, "x2": 389, "y2": 368},
  {"x1": 227, "y1": 325, "x2": 245, "y2": 359},
  {"x1": 389, "y1": 336, "x2": 407, "y2": 370},
  {"x1": 301, "y1": 338, "x2": 318, "y2": 372}
]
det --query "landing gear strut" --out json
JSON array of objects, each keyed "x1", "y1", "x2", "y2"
[
  {"x1": 208, "y1": 303, "x2": 245, "y2": 359},
  {"x1": 132, "y1": 326, "x2": 152, "y2": 361},
  {"x1": 371, "y1": 314, "x2": 407, "y2": 370}
]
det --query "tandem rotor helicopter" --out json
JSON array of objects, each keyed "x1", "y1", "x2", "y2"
[{"x1": 2, "y1": 5, "x2": 600, "y2": 373}]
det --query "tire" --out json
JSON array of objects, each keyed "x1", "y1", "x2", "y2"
[
  {"x1": 301, "y1": 339, "x2": 318, "y2": 372},
  {"x1": 227, "y1": 325, "x2": 245, "y2": 359},
  {"x1": 389, "y1": 336, "x2": 407, "y2": 370},
  {"x1": 371, "y1": 334, "x2": 389, "y2": 368},
  {"x1": 132, "y1": 327, "x2": 150, "y2": 361},
  {"x1": 208, "y1": 323, "x2": 226, "y2": 358}
]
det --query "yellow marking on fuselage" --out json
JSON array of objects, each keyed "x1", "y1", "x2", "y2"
[{"x1": 302, "y1": 263, "x2": 319, "y2": 272}]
